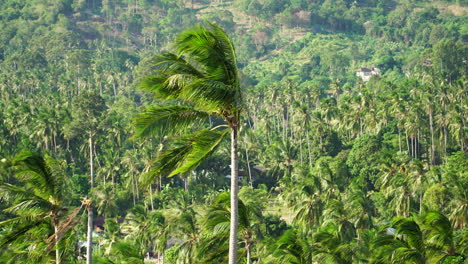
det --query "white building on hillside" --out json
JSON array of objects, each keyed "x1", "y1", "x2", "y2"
[{"x1": 355, "y1": 67, "x2": 380, "y2": 82}]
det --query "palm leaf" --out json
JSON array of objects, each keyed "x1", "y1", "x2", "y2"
[
  {"x1": 0, "y1": 183, "x2": 52, "y2": 216},
  {"x1": 11, "y1": 152, "x2": 55, "y2": 197},
  {"x1": 180, "y1": 78, "x2": 237, "y2": 112},
  {"x1": 9, "y1": 151, "x2": 64, "y2": 202},
  {"x1": 140, "y1": 129, "x2": 228, "y2": 186},
  {"x1": 174, "y1": 23, "x2": 239, "y2": 88},
  {"x1": 421, "y1": 212, "x2": 453, "y2": 251},
  {"x1": 133, "y1": 105, "x2": 209, "y2": 138},
  {"x1": 140, "y1": 53, "x2": 203, "y2": 98},
  {"x1": 0, "y1": 220, "x2": 45, "y2": 247}
]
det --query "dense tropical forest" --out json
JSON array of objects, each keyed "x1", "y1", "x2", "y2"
[{"x1": 0, "y1": 0, "x2": 467, "y2": 263}]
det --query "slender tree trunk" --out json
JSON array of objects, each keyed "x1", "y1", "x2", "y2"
[
  {"x1": 246, "y1": 241, "x2": 251, "y2": 264},
  {"x1": 398, "y1": 127, "x2": 402, "y2": 152},
  {"x1": 417, "y1": 130, "x2": 420, "y2": 159},
  {"x1": 306, "y1": 130, "x2": 312, "y2": 168},
  {"x1": 360, "y1": 118, "x2": 363, "y2": 137},
  {"x1": 87, "y1": 204, "x2": 93, "y2": 264},
  {"x1": 444, "y1": 125, "x2": 448, "y2": 157},
  {"x1": 406, "y1": 132, "x2": 410, "y2": 156},
  {"x1": 229, "y1": 126, "x2": 239, "y2": 264},
  {"x1": 132, "y1": 171, "x2": 136, "y2": 206},
  {"x1": 87, "y1": 135, "x2": 94, "y2": 264},
  {"x1": 54, "y1": 218, "x2": 61, "y2": 264},
  {"x1": 149, "y1": 185, "x2": 154, "y2": 211},
  {"x1": 245, "y1": 148, "x2": 253, "y2": 187},
  {"x1": 299, "y1": 134, "x2": 303, "y2": 165},
  {"x1": 411, "y1": 137, "x2": 414, "y2": 158},
  {"x1": 90, "y1": 136, "x2": 94, "y2": 186},
  {"x1": 429, "y1": 109, "x2": 435, "y2": 165}
]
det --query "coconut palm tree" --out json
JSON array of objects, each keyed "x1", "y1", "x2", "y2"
[
  {"x1": 293, "y1": 182, "x2": 324, "y2": 235},
  {"x1": 201, "y1": 192, "x2": 262, "y2": 264},
  {"x1": 121, "y1": 205, "x2": 167, "y2": 259},
  {"x1": 134, "y1": 23, "x2": 242, "y2": 263},
  {"x1": 371, "y1": 212, "x2": 461, "y2": 264},
  {"x1": 0, "y1": 151, "x2": 76, "y2": 264},
  {"x1": 270, "y1": 229, "x2": 313, "y2": 264},
  {"x1": 312, "y1": 222, "x2": 356, "y2": 264}
]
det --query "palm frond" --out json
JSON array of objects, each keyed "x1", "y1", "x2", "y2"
[
  {"x1": 168, "y1": 129, "x2": 228, "y2": 177},
  {"x1": 0, "y1": 183, "x2": 52, "y2": 215},
  {"x1": 421, "y1": 211, "x2": 453, "y2": 250},
  {"x1": 133, "y1": 105, "x2": 209, "y2": 138},
  {"x1": 174, "y1": 23, "x2": 239, "y2": 88},
  {"x1": 180, "y1": 78, "x2": 237, "y2": 112},
  {"x1": 392, "y1": 217, "x2": 424, "y2": 252},
  {"x1": 10, "y1": 151, "x2": 64, "y2": 202},
  {"x1": 0, "y1": 220, "x2": 45, "y2": 247},
  {"x1": 140, "y1": 128, "x2": 228, "y2": 186},
  {"x1": 139, "y1": 53, "x2": 204, "y2": 98}
]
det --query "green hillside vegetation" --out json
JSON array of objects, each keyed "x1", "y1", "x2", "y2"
[{"x1": 0, "y1": 0, "x2": 467, "y2": 263}]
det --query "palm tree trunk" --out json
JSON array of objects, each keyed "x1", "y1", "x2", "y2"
[
  {"x1": 90, "y1": 136, "x2": 94, "y2": 186},
  {"x1": 246, "y1": 241, "x2": 252, "y2": 264},
  {"x1": 87, "y1": 204, "x2": 93, "y2": 264},
  {"x1": 149, "y1": 185, "x2": 154, "y2": 211},
  {"x1": 245, "y1": 148, "x2": 252, "y2": 187},
  {"x1": 398, "y1": 127, "x2": 402, "y2": 152},
  {"x1": 87, "y1": 135, "x2": 94, "y2": 264},
  {"x1": 54, "y1": 219, "x2": 61, "y2": 264},
  {"x1": 406, "y1": 132, "x2": 410, "y2": 156},
  {"x1": 444, "y1": 125, "x2": 448, "y2": 157},
  {"x1": 429, "y1": 109, "x2": 435, "y2": 165},
  {"x1": 229, "y1": 126, "x2": 239, "y2": 264},
  {"x1": 306, "y1": 130, "x2": 312, "y2": 168}
]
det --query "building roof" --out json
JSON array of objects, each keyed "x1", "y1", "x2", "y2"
[{"x1": 355, "y1": 68, "x2": 372, "y2": 72}]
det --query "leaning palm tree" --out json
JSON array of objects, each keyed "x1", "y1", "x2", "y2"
[
  {"x1": 134, "y1": 23, "x2": 242, "y2": 263},
  {"x1": 0, "y1": 151, "x2": 76, "y2": 264}
]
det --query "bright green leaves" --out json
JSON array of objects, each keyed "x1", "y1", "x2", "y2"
[
  {"x1": 135, "y1": 24, "x2": 241, "y2": 187},
  {"x1": 140, "y1": 53, "x2": 238, "y2": 113},
  {"x1": 174, "y1": 23, "x2": 238, "y2": 86},
  {"x1": 140, "y1": 129, "x2": 228, "y2": 186},
  {"x1": 133, "y1": 105, "x2": 209, "y2": 138}
]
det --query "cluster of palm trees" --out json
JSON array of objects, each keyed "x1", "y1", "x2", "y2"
[
  {"x1": 2, "y1": 150, "x2": 464, "y2": 263},
  {"x1": 245, "y1": 74, "x2": 466, "y2": 172},
  {"x1": 1, "y1": 18, "x2": 467, "y2": 264}
]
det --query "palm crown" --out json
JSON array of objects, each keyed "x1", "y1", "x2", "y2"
[{"x1": 134, "y1": 23, "x2": 242, "y2": 183}]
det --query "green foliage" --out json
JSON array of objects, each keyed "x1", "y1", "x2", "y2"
[{"x1": 0, "y1": 0, "x2": 467, "y2": 262}]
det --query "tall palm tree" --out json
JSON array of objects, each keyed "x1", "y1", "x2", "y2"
[
  {"x1": 134, "y1": 23, "x2": 242, "y2": 263},
  {"x1": 0, "y1": 151, "x2": 72, "y2": 264}
]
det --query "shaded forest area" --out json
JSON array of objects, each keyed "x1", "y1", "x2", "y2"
[{"x1": 0, "y1": 0, "x2": 467, "y2": 263}]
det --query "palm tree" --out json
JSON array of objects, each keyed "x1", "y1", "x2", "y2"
[
  {"x1": 270, "y1": 229, "x2": 313, "y2": 264},
  {"x1": 134, "y1": 23, "x2": 242, "y2": 263},
  {"x1": 312, "y1": 222, "x2": 356, "y2": 264},
  {"x1": 121, "y1": 205, "x2": 167, "y2": 259},
  {"x1": 293, "y1": 183, "x2": 324, "y2": 235},
  {"x1": 202, "y1": 192, "x2": 262, "y2": 264},
  {"x1": 0, "y1": 151, "x2": 74, "y2": 264},
  {"x1": 371, "y1": 212, "x2": 461, "y2": 264},
  {"x1": 166, "y1": 191, "x2": 200, "y2": 264}
]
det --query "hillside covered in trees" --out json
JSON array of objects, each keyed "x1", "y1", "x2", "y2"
[{"x1": 0, "y1": 0, "x2": 467, "y2": 263}]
